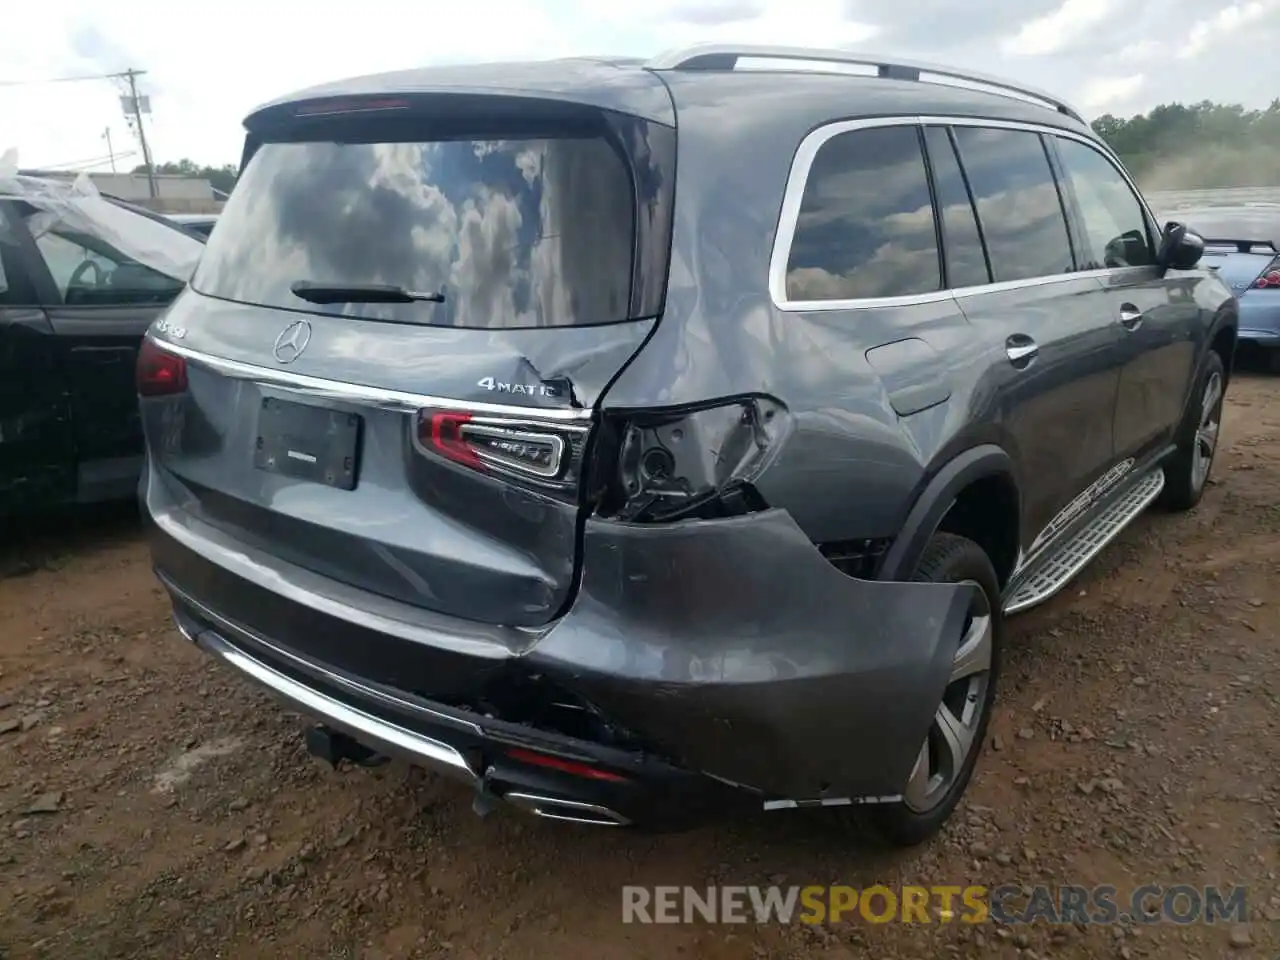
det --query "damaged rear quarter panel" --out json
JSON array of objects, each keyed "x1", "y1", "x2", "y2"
[{"x1": 531, "y1": 508, "x2": 974, "y2": 799}]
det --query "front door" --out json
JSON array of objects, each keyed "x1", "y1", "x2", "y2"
[
  {"x1": 0, "y1": 202, "x2": 75, "y2": 510},
  {"x1": 943, "y1": 123, "x2": 1124, "y2": 550},
  {"x1": 1049, "y1": 135, "x2": 1199, "y2": 463},
  {"x1": 19, "y1": 209, "x2": 186, "y2": 501}
]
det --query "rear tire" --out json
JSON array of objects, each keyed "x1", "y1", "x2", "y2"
[
  {"x1": 865, "y1": 532, "x2": 1002, "y2": 848},
  {"x1": 1158, "y1": 350, "x2": 1226, "y2": 512}
]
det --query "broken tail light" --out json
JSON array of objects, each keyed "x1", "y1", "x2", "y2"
[
  {"x1": 414, "y1": 409, "x2": 589, "y2": 496},
  {"x1": 1250, "y1": 257, "x2": 1280, "y2": 289},
  {"x1": 504, "y1": 747, "x2": 628, "y2": 783},
  {"x1": 590, "y1": 397, "x2": 790, "y2": 523},
  {"x1": 136, "y1": 339, "x2": 188, "y2": 397}
]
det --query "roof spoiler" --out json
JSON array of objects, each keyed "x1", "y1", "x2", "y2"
[{"x1": 1202, "y1": 238, "x2": 1279, "y2": 254}]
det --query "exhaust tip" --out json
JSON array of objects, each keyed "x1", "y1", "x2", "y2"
[{"x1": 504, "y1": 791, "x2": 630, "y2": 826}]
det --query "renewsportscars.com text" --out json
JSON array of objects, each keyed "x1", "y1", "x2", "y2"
[{"x1": 621, "y1": 884, "x2": 1247, "y2": 925}]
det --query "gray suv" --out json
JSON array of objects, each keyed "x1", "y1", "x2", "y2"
[{"x1": 137, "y1": 45, "x2": 1237, "y2": 845}]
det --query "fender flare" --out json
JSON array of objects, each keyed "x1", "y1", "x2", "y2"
[
  {"x1": 878, "y1": 444, "x2": 1020, "y2": 582},
  {"x1": 1175, "y1": 307, "x2": 1238, "y2": 430}
]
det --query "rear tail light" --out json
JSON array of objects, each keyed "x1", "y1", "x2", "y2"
[
  {"x1": 137, "y1": 339, "x2": 188, "y2": 397},
  {"x1": 1250, "y1": 257, "x2": 1280, "y2": 289},
  {"x1": 504, "y1": 747, "x2": 628, "y2": 783},
  {"x1": 591, "y1": 397, "x2": 790, "y2": 523},
  {"x1": 414, "y1": 409, "x2": 588, "y2": 496},
  {"x1": 414, "y1": 397, "x2": 790, "y2": 516}
]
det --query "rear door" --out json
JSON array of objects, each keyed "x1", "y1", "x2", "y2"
[
  {"x1": 22, "y1": 206, "x2": 189, "y2": 501},
  {"x1": 940, "y1": 123, "x2": 1124, "y2": 549},
  {"x1": 142, "y1": 92, "x2": 676, "y2": 628},
  {"x1": 0, "y1": 201, "x2": 75, "y2": 509},
  {"x1": 1049, "y1": 135, "x2": 1199, "y2": 463}
]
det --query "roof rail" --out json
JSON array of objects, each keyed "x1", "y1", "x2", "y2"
[{"x1": 645, "y1": 43, "x2": 1086, "y2": 124}]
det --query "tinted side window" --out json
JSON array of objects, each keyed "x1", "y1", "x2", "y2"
[
  {"x1": 0, "y1": 241, "x2": 14, "y2": 305},
  {"x1": 1054, "y1": 138, "x2": 1154, "y2": 269},
  {"x1": 0, "y1": 209, "x2": 37, "y2": 306},
  {"x1": 31, "y1": 226, "x2": 185, "y2": 307},
  {"x1": 924, "y1": 126, "x2": 991, "y2": 289},
  {"x1": 952, "y1": 127, "x2": 1074, "y2": 283},
  {"x1": 786, "y1": 125, "x2": 940, "y2": 301}
]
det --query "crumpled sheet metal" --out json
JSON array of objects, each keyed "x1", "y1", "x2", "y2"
[{"x1": 0, "y1": 148, "x2": 202, "y2": 284}]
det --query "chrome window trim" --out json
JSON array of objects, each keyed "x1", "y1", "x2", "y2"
[
  {"x1": 769, "y1": 114, "x2": 1161, "y2": 313},
  {"x1": 1041, "y1": 128, "x2": 1164, "y2": 267},
  {"x1": 145, "y1": 335, "x2": 595, "y2": 422}
]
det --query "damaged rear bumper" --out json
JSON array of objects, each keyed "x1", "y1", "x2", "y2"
[
  {"x1": 528, "y1": 511, "x2": 973, "y2": 799},
  {"x1": 148, "y1": 494, "x2": 973, "y2": 817}
]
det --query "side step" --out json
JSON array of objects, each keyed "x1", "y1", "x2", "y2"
[{"x1": 1003, "y1": 468, "x2": 1165, "y2": 615}]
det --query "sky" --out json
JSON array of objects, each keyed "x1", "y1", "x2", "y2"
[{"x1": 2, "y1": 0, "x2": 1277, "y2": 172}]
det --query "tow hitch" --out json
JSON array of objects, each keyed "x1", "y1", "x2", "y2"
[
  {"x1": 304, "y1": 724, "x2": 389, "y2": 768},
  {"x1": 473, "y1": 770, "x2": 500, "y2": 819}
]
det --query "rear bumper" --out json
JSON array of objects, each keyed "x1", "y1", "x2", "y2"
[
  {"x1": 167, "y1": 582, "x2": 742, "y2": 826},
  {"x1": 1238, "y1": 298, "x2": 1280, "y2": 344},
  {"x1": 146, "y1": 471, "x2": 972, "y2": 814}
]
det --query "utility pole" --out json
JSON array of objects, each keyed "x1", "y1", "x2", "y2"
[
  {"x1": 102, "y1": 127, "x2": 116, "y2": 172},
  {"x1": 121, "y1": 68, "x2": 157, "y2": 199}
]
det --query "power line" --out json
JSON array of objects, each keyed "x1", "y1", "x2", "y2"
[
  {"x1": 30, "y1": 149, "x2": 138, "y2": 171},
  {"x1": 3, "y1": 65, "x2": 160, "y2": 198},
  {"x1": 66, "y1": 153, "x2": 139, "y2": 172},
  {"x1": 0, "y1": 70, "x2": 125, "y2": 88}
]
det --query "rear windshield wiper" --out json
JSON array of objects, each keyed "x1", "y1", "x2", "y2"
[{"x1": 290, "y1": 281, "x2": 446, "y2": 305}]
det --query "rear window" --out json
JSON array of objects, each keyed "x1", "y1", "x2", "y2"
[{"x1": 192, "y1": 134, "x2": 639, "y2": 328}]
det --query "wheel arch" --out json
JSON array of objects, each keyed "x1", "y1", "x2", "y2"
[
  {"x1": 1208, "y1": 317, "x2": 1237, "y2": 382},
  {"x1": 879, "y1": 445, "x2": 1022, "y2": 587},
  {"x1": 1174, "y1": 305, "x2": 1237, "y2": 430}
]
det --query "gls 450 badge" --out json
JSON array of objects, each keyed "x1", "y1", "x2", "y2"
[{"x1": 477, "y1": 377, "x2": 560, "y2": 398}]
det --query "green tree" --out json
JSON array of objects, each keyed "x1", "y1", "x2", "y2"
[
  {"x1": 1091, "y1": 100, "x2": 1280, "y2": 189},
  {"x1": 132, "y1": 159, "x2": 238, "y2": 197}
]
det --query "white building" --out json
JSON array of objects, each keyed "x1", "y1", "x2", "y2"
[{"x1": 21, "y1": 170, "x2": 222, "y2": 213}]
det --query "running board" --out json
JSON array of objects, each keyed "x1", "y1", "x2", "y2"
[{"x1": 1003, "y1": 468, "x2": 1165, "y2": 615}]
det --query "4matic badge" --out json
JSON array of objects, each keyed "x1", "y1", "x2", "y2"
[{"x1": 476, "y1": 376, "x2": 560, "y2": 398}]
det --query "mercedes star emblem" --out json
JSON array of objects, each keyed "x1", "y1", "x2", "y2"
[{"x1": 273, "y1": 320, "x2": 312, "y2": 364}]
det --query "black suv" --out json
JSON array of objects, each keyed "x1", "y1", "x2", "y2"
[
  {"x1": 1, "y1": 181, "x2": 202, "y2": 512},
  {"x1": 139, "y1": 45, "x2": 1237, "y2": 845}
]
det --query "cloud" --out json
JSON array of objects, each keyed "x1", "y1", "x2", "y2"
[
  {"x1": 0, "y1": 0, "x2": 1276, "y2": 172},
  {"x1": 66, "y1": 24, "x2": 136, "y2": 73},
  {"x1": 1179, "y1": 0, "x2": 1274, "y2": 58},
  {"x1": 1080, "y1": 75, "x2": 1147, "y2": 111},
  {"x1": 845, "y1": 0, "x2": 1063, "y2": 47},
  {"x1": 661, "y1": 0, "x2": 769, "y2": 26},
  {"x1": 844, "y1": 0, "x2": 1278, "y2": 119},
  {"x1": 1000, "y1": 0, "x2": 1115, "y2": 56}
]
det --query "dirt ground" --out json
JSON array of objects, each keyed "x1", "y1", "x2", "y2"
[{"x1": 2, "y1": 372, "x2": 1278, "y2": 960}]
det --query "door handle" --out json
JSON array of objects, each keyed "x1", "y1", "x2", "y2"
[
  {"x1": 1119, "y1": 304, "x2": 1144, "y2": 330},
  {"x1": 1006, "y1": 336, "x2": 1038, "y2": 367}
]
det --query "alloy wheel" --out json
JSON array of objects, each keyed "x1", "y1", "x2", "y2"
[
  {"x1": 1191, "y1": 370, "x2": 1223, "y2": 491},
  {"x1": 902, "y1": 581, "x2": 993, "y2": 814}
]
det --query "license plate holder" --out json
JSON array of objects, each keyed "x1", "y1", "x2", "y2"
[{"x1": 253, "y1": 397, "x2": 361, "y2": 490}]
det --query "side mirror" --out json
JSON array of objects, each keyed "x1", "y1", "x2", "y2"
[{"x1": 1158, "y1": 221, "x2": 1205, "y2": 271}]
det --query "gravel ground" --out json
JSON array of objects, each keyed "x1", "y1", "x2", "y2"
[{"x1": 1, "y1": 372, "x2": 1278, "y2": 960}]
